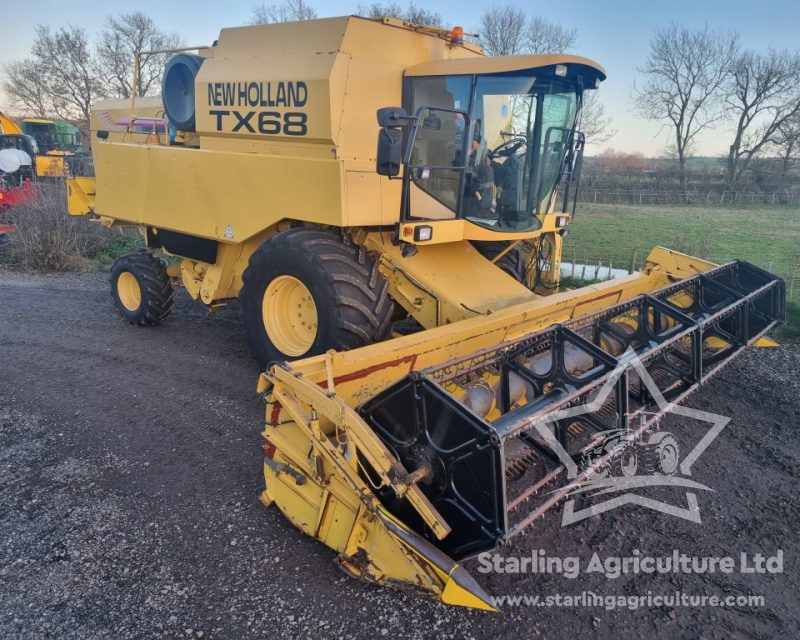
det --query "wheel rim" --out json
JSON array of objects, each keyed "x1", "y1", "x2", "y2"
[
  {"x1": 117, "y1": 271, "x2": 141, "y2": 311},
  {"x1": 620, "y1": 448, "x2": 638, "y2": 477},
  {"x1": 262, "y1": 275, "x2": 318, "y2": 357},
  {"x1": 660, "y1": 443, "x2": 679, "y2": 474}
]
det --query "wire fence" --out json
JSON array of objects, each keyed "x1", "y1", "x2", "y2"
[
  {"x1": 576, "y1": 189, "x2": 800, "y2": 207},
  {"x1": 561, "y1": 251, "x2": 799, "y2": 305},
  {"x1": 561, "y1": 199, "x2": 800, "y2": 309}
]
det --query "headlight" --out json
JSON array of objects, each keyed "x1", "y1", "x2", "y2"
[{"x1": 413, "y1": 225, "x2": 433, "y2": 242}]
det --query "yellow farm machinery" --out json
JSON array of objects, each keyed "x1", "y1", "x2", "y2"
[{"x1": 67, "y1": 16, "x2": 785, "y2": 610}]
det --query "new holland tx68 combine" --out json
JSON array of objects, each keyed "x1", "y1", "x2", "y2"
[{"x1": 68, "y1": 16, "x2": 785, "y2": 609}]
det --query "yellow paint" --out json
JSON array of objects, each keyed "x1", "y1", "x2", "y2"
[
  {"x1": 116, "y1": 272, "x2": 141, "y2": 311},
  {"x1": 262, "y1": 275, "x2": 318, "y2": 356},
  {"x1": 754, "y1": 337, "x2": 779, "y2": 347},
  {"x1": 441, "y1": 572, "x2": 497, "y2": 611},
  {"x1": 0, "y1": 112, "x2": 21, "y2": 135},
  {"x1": 365, "y1": 232, "x2": 534, "y2": 327},
  {"x1": 35, "y1": 154, "x2": 65, "y2": 179},
  {"x1": 67, "y1": 177, "x2": 96, "y2": 215}
]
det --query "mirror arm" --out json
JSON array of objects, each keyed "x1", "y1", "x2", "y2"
[{"x1": 563, "y1": 131, "x2": 585, "y2": 216}]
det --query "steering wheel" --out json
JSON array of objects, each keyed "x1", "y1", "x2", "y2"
[{"x1": 491, "y1": 135, "x2": 526, "y2": 158}]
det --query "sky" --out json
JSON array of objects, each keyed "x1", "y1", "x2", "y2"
[{"x1": 2, "y1": 0, "x2": 799, "y2": 156}]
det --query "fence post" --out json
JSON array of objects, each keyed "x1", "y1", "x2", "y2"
[
  {"x1": 630, "y1": 249, "x2": 638, "y2": 274},
  {"x1": 594, "y1": 189, "x2": 597, "y2": 203}
]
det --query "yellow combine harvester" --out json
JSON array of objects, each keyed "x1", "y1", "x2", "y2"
[
  {"x1": 68, "y1": 16, "x2": 785, "y2": 610},
  {"x1": 1, "y1": 112, "x2": 64, "y2": 178}
]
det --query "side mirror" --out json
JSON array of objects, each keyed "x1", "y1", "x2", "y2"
[
  {"x1": 570, "y1": 131, "x2": 585, "y2": 183},
  {"x1": 422, "y1": 113, "x2": 441, "y2": 130},
  {"x1": 376, "y1": 106, "x2": 409, "y2": 177},
  {"x1": 376, "y1": 128, "x2": 403, "y2": 177},
  {"x1": 377, "y1": 106, "x2": 408, "y2": 127}
]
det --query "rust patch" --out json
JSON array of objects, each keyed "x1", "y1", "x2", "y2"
[
  {"x1": 268, "y1": 401, "x2": 282, "y2": 425},
  {"x1": 570, "y1": 290, "x2": 624, "y2": 317},
  {"x1": 320, "y1": 353, "x2": 418, "y2": 389}
]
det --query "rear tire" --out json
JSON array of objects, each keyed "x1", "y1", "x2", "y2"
[
  {"x1": 110, "y1": 251, "x2": 174, "y2": 326},
  {"x1": 240, "y1": 228, "x2": 393, "y2": 368},
  {"x1": 641, "y1": 432, "x2": 680, "y2": 476},
  {"x1": 471, "y1": 240, "x2": 527, "y2": 283}
]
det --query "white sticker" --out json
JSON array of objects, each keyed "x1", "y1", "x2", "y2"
[{"x1": 224, "y1": 225, "x2": 234, "y2": 239}]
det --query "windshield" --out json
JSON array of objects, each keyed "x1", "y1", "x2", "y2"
[
  {"x1": 22, "y1": 122, "x2": 57, "y2": 153},
  {"x1": 408, "y1": 72, "x2": 581, "y2": 232}
]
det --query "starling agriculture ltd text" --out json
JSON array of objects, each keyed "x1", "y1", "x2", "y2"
[{"x1": 477, "y1": 549, "x2": 785, "y2": 579}]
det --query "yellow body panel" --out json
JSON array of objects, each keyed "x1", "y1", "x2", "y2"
[
  {"x1": 35, "y1": 154, "x2": 65, "y2": 178},
  {"x1": 92, "y1": 96, "x2": 168, "y2": 144},
  {"x1": 92, "y1": 142, "x2": 342, "y2": 241},
  {"x1": 67, "y1": 177, "x2": 96, "y2": 215},
  {"x1": 0, "y1": 112, "x2": 22, "y2": 135},
  {"x1": 364, "y1": 231, "x2": 535, "y2": 326}
]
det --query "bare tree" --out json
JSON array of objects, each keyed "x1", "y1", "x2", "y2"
[
  {"x1": 358, "y1": 2, "x2": 443, "y2": 27},
  {"x1": 525, "y1": 16, "x2": 577, "y2": 54},
  {"x1": 580, "y1": 91, "x2": 616, "y2": 145},
  {"x1": 479, "y1": 7, "x2": 576, "y2": 56},
  {"x1": 251, "y1": 0, "x2": 317, "y2": 24},
  {"x1": 3, "y1": 59, "x2": 51, "y2": 118},
  {"x1": 96, "y1": 13, "x2": 183, "y2": 99},
  {"x1": 477, "y1": 6, "x2": 611, "y2": 144},
  {"x1": 477, "y1": 4, "x2": 527, "y2": 56},
  {"x1": 3, "y1": 26, "x2": 102, "y2": 121},
  {"x1": 772, "y1": 111, "x2": 800, "y2": 192},
  {"x1": 724, "y1": 49, "x2": 800, "y2": 189},
  {"x1": 634, "y1": 24, "x2": 738, "y2": 192}
]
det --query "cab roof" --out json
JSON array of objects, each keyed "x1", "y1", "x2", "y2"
[{"x1": 404, "y1": 54, "x2": 606, "y2": 82}]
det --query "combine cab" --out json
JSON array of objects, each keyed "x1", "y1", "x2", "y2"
[{"x1": 63, "y1": 16, "x2": 785, "y2": 610}]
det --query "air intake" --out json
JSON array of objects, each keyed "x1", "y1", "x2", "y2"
[{"x1": 162, "y1": 54, "x2": 204, "y2": 131}]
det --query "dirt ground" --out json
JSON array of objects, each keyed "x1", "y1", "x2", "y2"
[{"x1": 1, "y1": 268, "x2": 798, "y2": 639}]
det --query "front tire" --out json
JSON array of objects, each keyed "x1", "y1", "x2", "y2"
[
  {"x1": 471, "y1": 240, "x2": 527, "y2": 283},
  {"x1": 240, "y1": 228, "x2": 393, "y2": 368},
  {"x1": 642, "y1": 432, "x2": 680, "y2": 475},
  {"x1": 610, "y1": 445, "x2": 639, "y2": 477},
  {"x1": 110, "y1": 251, "x2": 174, "y2": 326}
]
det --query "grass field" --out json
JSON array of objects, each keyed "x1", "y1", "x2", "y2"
[{"x1": 562, "y1": 203, "x2": 800, "y2": 340}]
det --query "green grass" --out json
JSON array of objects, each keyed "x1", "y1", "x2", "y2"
[
  {"x1": 563, "y1": 203, "x2": 800, "y2": 341},
  {"x1": 86, "y1": 231, "x2": 144, "y2": 270}
]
